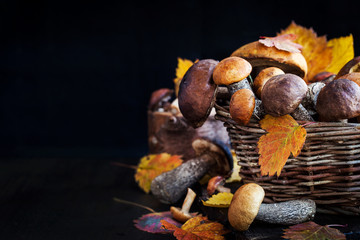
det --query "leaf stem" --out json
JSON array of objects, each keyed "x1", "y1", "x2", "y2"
[
  {"x1": 113, "y1": 197, "x2": 156, "y2": 213},
  {"x1": 111, "y1": 162, "x2": 137, "y2": 170}
]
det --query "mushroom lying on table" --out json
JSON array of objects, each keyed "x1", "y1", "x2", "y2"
[
  {"x1": 170, "y1": 188, "x2": 198, "y2": 223},
  {"x1": 228, "y1": 183, "x2": 316, "y2": 231}
]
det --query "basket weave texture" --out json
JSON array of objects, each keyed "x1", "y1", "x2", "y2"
[{"x1": 215, "y1": 95, "x2": 360, "y2": 215}]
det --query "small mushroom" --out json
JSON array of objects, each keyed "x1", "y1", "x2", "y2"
[
  {"x1": 207, "y1": 176, "x2": 231, "y2": 195},
  {"x1": 261, "y1": 73, "x2": 313, "y2": 121},
  {"x1": 253, "y1": 67, "x2": 285, "y2": 99},
  {"x1": 231, "y1": 40, "x2": 308, "y2": 78},
  {"x1": 212, "y1": 56, "x2": 252, "y2": 95},
  {"x1": 148, "y1": 88, "x2": 174, "y2": 112},
  {"x1": 229, "y1": 88, "x2": 255, "y2": 126},
  {"x1": 316, "y1": 78, "x2": 360, "y2": 122},
  {"x1": 335, "y1": 56, "x2": 360, "y2": 79},
  {"x1": 151, "y1": 139, "x2": 233, "y2": 204},
  {"x1": 311, "y1": 71, "x2": 336, "y2": 84},
  {"x1": 170, "y1": 188, "x2": 197, "y2": 223},
  {"x1": 178, "y1": 59, "x2": 219, "y2": 128},
  {"x1": 228, "y1": 183, "x2": 316, "y2": 232}
]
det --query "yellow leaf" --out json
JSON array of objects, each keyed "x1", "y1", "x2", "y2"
[
  {"x1": 279, "y1": 21, "x2": 333, "y2": 82},
  {"x1": 174, "y1": 58, "x2": 195, "y2": 96},
  {"x1": 134, "y1": 153, "x2": 183, "y2": 193},
  {"x1": 257, "y1": 115, "x2": 307, "y2": 177},
  {"x1": 202, "y1": 192, "x2": 234, "y2": 208},
  {"x1": 225, "y1": 150, "x2": 241, "y2": 183},
  {"x1": 326, "y1": 34, "x2": 354, "y2": 74}
]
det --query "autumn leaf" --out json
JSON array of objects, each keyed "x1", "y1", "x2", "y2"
[
  {"x1": 135, "y1": 153, "x2": 183, "y2": 193},
  {"x1": 202, "y1": 192, "x2": 233, "y2": 208},
  {"x1": 257, "y1": 115, "x2": 307, "y2": 177},
  {"x1": 161, "y1": 215, "x2": 230, "y2": 240},
  {"x1": 259, "y1": 34, "x2": 303, "y2": 53},
  {"x1": 134, "y1": 211, "x2": 182, "y2": 234},
  {"x1": 174, "y1": 58, "x2": 195, "y2": 96},
  {"x1": 282, "y1": 221, "x2": 346, "y2": 240},
  {"x1": 225, "y1": 150, "x2": 241, "y2": 183},
  {"x1": 278, "y1": 21, "x2": 333, "y2": 82},
  {"x1": 326, "y1": 34, "x2": 354, "y2": 74}
]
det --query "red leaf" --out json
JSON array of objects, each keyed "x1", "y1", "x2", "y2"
[{"x1": 259, "y1": 34, "x2": 303, "y2": 53}]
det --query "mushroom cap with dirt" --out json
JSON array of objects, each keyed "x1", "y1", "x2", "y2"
[{"x1": 231, "y1": 41, "x2": 307, "y2": 78}]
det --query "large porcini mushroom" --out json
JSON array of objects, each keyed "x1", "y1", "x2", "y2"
[
  {"x1": 178, "y1": 59, "x2": 219, "y2": 128},
  {"x1": 212, "y1": 56, "x2": 252, "y2": 95},
  {"x1": 261, "y1": 73, "x2": 311, "y2": 121},
  {"x1": 151, "y1": 139, "x2": 232, "y2": 204},
  {"x1": 170, "y1": 188, "x2": 197, "y2": 223},
  {"x1": 316, "y1": 78, "x2": 360, "y2": 122},
  {"x1": 228, "y1": 183, "x2": 316, "y2": 232},
  {"x1": 253, "y1": 67, "x2": 285, "y2": 99},
  {"x1": 231, "y1": 40, "x2": 308, "y2": 78},
  {"x1": 229, "y1": 88, "x2": 255, "y2": 126}
]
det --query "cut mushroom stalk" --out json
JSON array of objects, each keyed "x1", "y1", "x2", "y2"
[
  {"x1": 228, "y1": 183, "x2": 316, "y2": 231},
  {"x1": 170, "y1": 188, "x2": 197, "y2": 223},
  {"x1": 150, "y1": 139, "x2": 232, "y2": 204}
]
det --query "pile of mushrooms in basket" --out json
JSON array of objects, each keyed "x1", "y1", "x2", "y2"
[{"x1": 145, "y1": 24, "x2": 360, "y2": 236}]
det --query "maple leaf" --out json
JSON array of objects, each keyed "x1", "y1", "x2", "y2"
[
  {"x1": 134, "y1": 211, "x2": 182, "y2": 234},
  {"x1": 326, "y1": 34, "x2": 354, "y2": 74},
  {"x1": 259, "y1": 34, "x2": 303, "y2": 53},
  {"x1": 257, "y1": 115, "x2": 307, "y2": 177},
  {"x1": 282, "y1": 221, "x2": 346, "y2": 240},
  {"x1": 161, "y1": 215, "x2": 230, "y2": 240},
  {"x1": 278, "y1": 21, "x2": 333, "y2": 82},
  {"x1": 134, "y1": 153, "x2": 183, "y2": 193},
  {"x1": 174, "y1": 58, "x2": 195, "y2": 96},
  {"x1": 202, "y1": 192, "x2": 233, "y2": 208}
]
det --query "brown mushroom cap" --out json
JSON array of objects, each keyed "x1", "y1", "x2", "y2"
[
  {"x1": 316, "y1": 78, "x2": 360, "y2": 121},
  {"x1": 228, "y1": 183, "x2": 265, "y2": 231},
  {"x1": 261, "y1": 73, "x2": 307, "y2": 116},
  {"x1": 170, "y1": 188, "x2": 197, "y2": 223},
  {"x1": 231, "y1": 41, "x2": 307, "y2": 78},
  {"x1": 229, "y1": 89, "x2": 255, "y2": 126},
  {"x1": 178, "y1": 59, "x2": 219, "y2": 128},
  {"x1": 338, "y1": 72, "x2": 360, "y2": 86},
  {"x1": 335, "y1": 56, "x2": 360, "y2": 79},
  {"x1": 212, "y1": 56, "x2": 252, "y2": 85},
  {"x1": 253, "y1": 67, "x2": 285, "y2": 98}
]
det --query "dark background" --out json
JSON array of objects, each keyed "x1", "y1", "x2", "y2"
[{"x1": 1, "y1": 0, "x2": 360, "y2": 160}]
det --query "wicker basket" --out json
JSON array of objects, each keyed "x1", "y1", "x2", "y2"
[{"x1": 215, "y1": 92, "x2": 360, "y2": 215}]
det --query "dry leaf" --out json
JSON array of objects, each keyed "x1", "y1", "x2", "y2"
[
  {"x1": 161, "y1": 215, "x2": 230, "y2": 240},
  {"x1": 259, "y1": 34, "x2": 303, "y2": 53},
  {"x1": 202, "y1": 192, "x2": 233, "y2": 208},
  {"x1": 258, "y1": 115, "x2": 307, "y2": 177},
  {"x1": 135, "y1": 153, "x2": 183, "y2": 193},
  {"x1": 279, "y1": 21, "x2": 333, "y2": 82},
  {"x1": 174, "y1": 58, "x2": 195, "y2": 96},
  {"x1": 134, "y1": 211, "x2": 182, "y2": 234},
  {"x1": 282, "y1": 221, "x2": 346, "y2": 240},
  {"x1": 225, "y1": 150, "x2": 241, "y2": 183},
  {"x1": 326, "y1": 34, "x2": 354, "y2": 74}
]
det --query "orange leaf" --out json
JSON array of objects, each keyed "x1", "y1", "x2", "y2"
[
  {"x1": 259, "y1": 34, "x2": 303, "y2": 53},
  {"x1": 278, "y1": 21, "x2": 333, "y2": 82},
  {"x1": 134, "y1": 153, "x2": 183, "y2": 193},
  {"x1": 257, "y1": 115, "x2": 307, "y2": 177},
  {"x1": 282, "y1": 221, "x2": 346, "y2": 240},
  {"x1": 161, "y1": 215, "x2": 230, "y2": 240}
]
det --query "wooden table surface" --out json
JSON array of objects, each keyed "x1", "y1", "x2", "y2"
[{"x1": 0, "y1": 157, "x2": 359, "y2": 240}]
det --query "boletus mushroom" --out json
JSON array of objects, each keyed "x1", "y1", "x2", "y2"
[
  {"x1": 335, "y1": 56, "x2": 360, "y2": 79},
  {"x1": 178, "y1": 59, "x2": 219, "y2": 128},
  {"x1": 229, "y1": 88, "x2": 256, "y2": 126},
  {"x1": 253, "y1": 67, "x2": 285, "y2": 99},
  {"x1": 228, "y1": 183, "x2": 316, "y2": 231},
  {"x1": 261, "y1": 73, "x2": 313, "y2": 121},
  {"x1": 316, "y1": 78, "x2": 360, "y2": 122},
  {"x1": 170, "y1": 188, "x2": 197, "y2": 223}
]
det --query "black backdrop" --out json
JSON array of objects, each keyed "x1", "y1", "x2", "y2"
[{"x1": 1, "y1": 0, "x2": 360, "y2": 159}]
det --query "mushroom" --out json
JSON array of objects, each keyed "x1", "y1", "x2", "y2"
[
  {"x1": 301, "y1": 81, "x2": 326, "y2": 116},
  {"x1": 170, "y1": 188, "x2": 197, "y2": 223},
  {"x1": 228, "y1": 183, "x2": 316, "y2": 231},
  {"x1": 229, "y1": 88, "x2": 256, "y2": 126},
  {"x1": 311, "y1": 71, "x2": 336, "y2": 84},
  {"x1": 178, "y1": 59, "x2": 219, "y2": 128},
  {"x1": 261, "y1": 73, "x2": 313, "y2": 121},
  {"x1": 150, "y1": 139, "x2": 233, "y2": 204},
  {"x1": 316, "y1": 78, "x2": 360, "y2": 122},
  {"x1": 231, "y1": 40, "x2": 308, "y2": 79},
  {"x1": 148, "y1": 88, "x2": 174, "y2": 112},
  {"x1": 212, "y1": 56, "x2": 252, "y2": 95},
  {"x1": 335, "y1": 56, "x2": 360, "y2": 79},
  {"x1": 253, "y1": 67, "x2": 285, "y2": 99},
  {"x1": 338, "y1": 72, "x2": 360, "y2": 86},
  {"x1": 207, "y1": 176, "x2": 231, "y2": 195}
]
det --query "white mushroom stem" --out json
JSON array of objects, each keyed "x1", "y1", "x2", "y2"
[{"x1": 181, "y1": 188, "x2": 196, "y2": 215}]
